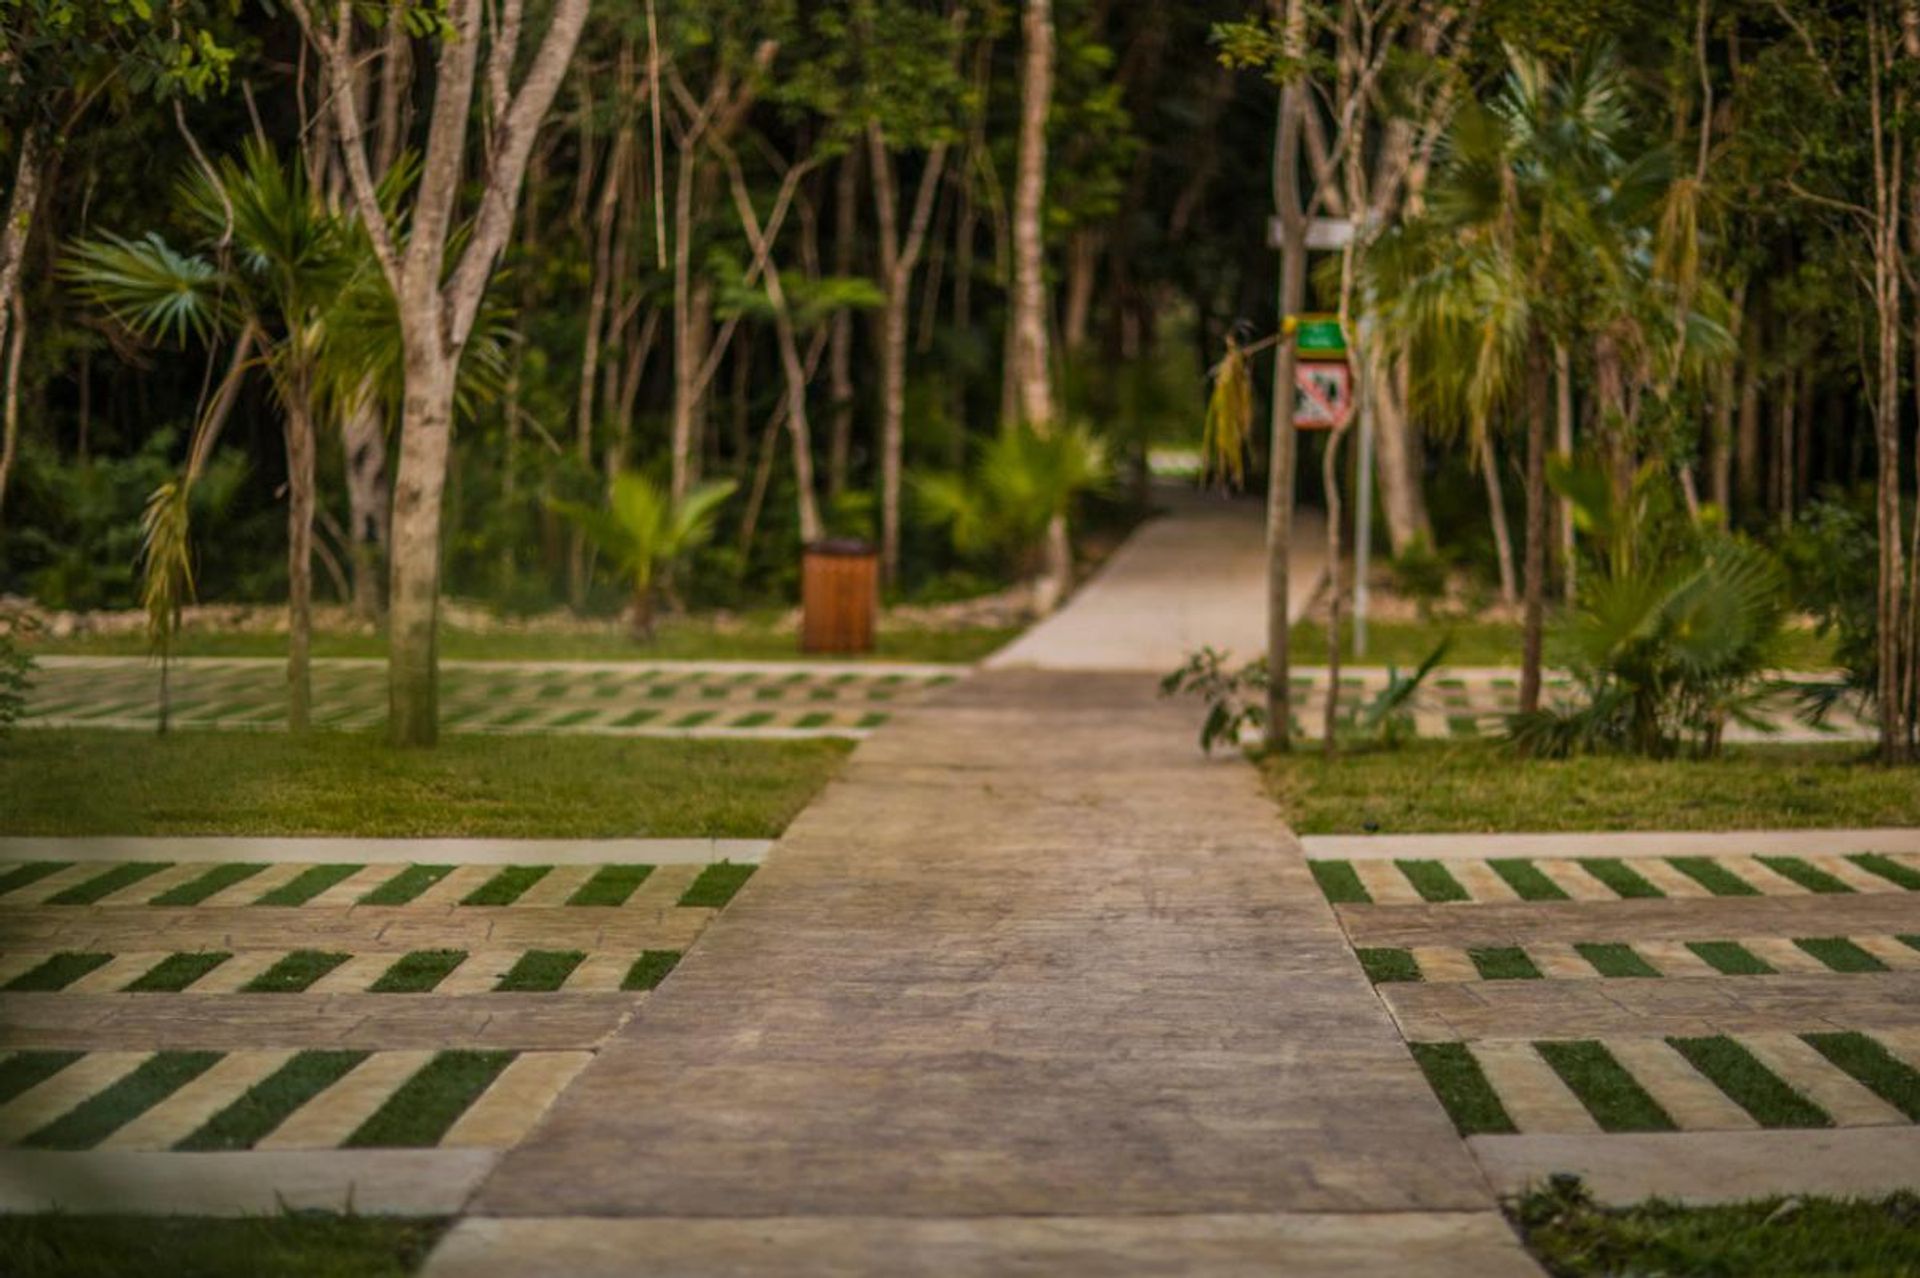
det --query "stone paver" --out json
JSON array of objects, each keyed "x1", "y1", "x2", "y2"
[
  {"x1": 1468, "y1": 1042, "x2": 1599, "y2": 1134},
  {"x1": 1599, "y1": 1038, "x2": 1757, "y2": 1131},
  {"x1": 425, "y1": 1212, "x2": 1539, "y2": 1278},
  {"x1": 1340, "y1": 895, "x2": 1920, "y2": 949},
  {"x1": 455, "y1": 666, "x2": 1530, "y2": 1274},
  {"x1": 1738, "y1": 1032, "x2": 1908, "y2": 1127},
  {"x1": 441, "y1": 1052, "x2": 594, "y2": 1149},
  {"x1": 1303, "y1": 830, "x2": 1920, "y2": 861},
  {"x1": 1382, "y1": 973, "x2": 1920, "y2": 1041}
]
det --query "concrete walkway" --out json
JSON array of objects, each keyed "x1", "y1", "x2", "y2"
[
  {"x1": 988, "y1": 492, "x2": 1323, "y2": 671},
  {"x1": 434, "y1": 503, "x2": 1535, "y2": 1277}
]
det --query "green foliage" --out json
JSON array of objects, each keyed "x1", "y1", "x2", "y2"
[
  {"x1": 1780, "y1": 493, "x2": 1879, "y2": 706},
  {"x1": 1160, "y1": 646, "x2": 1267, "y2": 754},
  {"x1": 913, "y1": 423, "x2": 1109, "y2": 567},
  {"x1": 1510, "y1": 461, "x2": 1787, "y2": 758},
  {"x1": 551, "y1": 472, "x2": 737, "y2": 634},
  {"x1": 1388, "y1": 535, "x2": 1452, "y2": 618},
  {"x1": 1201, "y1": 336, "x2": 1253, "y2": 491},
  {"x1": 0, "y1": 624, "x2": 32, "y2": 737}
]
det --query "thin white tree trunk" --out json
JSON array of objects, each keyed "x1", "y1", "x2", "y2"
[
  {"x1": 1266, "y1": 0, "x2": 1309, "y2": 751},
  {"x1": 1481, "y1": 433, "x2": 1517, "y2": 606},
  {"x1": 283, "y1": 384, "x2": 318, "y2": 733},
  {"x1": 340, "y1": 389, "x2": 390, "y2": 619}
]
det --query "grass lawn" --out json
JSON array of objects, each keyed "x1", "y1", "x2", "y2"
[
  {"x1": 1512, "y1": 1184, "x2": 1920, "y2": 1277},
  {"x1": 0, "y1": 730, "x2": 850, "y2": 837},
  {"x1": 0, "y1": 1213, "x2": 447, "y2": 1278},
  {"x1": 23, "y1": 616, "x2": 1017, "y2": 665},
  {"x1": 1264, "y1": 740, "x2": 1920, "y2": 834},
  {"x1": 1286, "y1": 618, "x2": 1839, "y2": 669}
]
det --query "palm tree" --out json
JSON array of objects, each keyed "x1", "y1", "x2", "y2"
[
  {"x1": 551, "y1": 473, "x2": 737, "y2": 639},
  {"x1": 1373, "y1": 45, "x2": 1687, "y2": 715},
  {"x1": 64, "y1": 141, "x2": 379, "y2": 733}
]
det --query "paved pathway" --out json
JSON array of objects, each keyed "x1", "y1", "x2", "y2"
[
  {"x1": 437, "y1": 502, "x2": 1537, "y2": 1276},
  {"x1": 989, "y1": 492, "x2": 1323, "y2": 671}
]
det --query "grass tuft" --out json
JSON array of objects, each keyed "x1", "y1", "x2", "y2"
[
  {"x1": 680, "y1": 862, "x2": 756, "y2": 908},
  {"x1": 1488, "y1": 859, "x2": 1569, "y2": 901},
  {"x1": 1357, "y1": 947, "x2": 1422, "y2": 984},
  {"x1": 1308, "y1": 860, "x2": 1370, "y2": 904},
  {"x1": 622, "y1": 950, "x2": 682, "y2": 991},
  {"x1": 1395, "y1": 860, "x2": 1470, "y2": 903},
  {"x1": 1409, "y1": 1041, "x2": 1515, "y2": 1136}
]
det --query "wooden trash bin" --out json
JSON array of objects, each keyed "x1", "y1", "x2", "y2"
[{"x1": 801, "y1": 539, "x2": 878, "y2": 654}]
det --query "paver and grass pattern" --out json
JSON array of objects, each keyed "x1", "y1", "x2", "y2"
[
  {"x1": 151, "y1": 862, "x2": 267, "y2": 905},
  {"x1": 177, "y1": 1051, "x2": 370, "y2": 1150},
  {"x1": 344, "y1": 1050, "x2": 514, "y2": 1147},
  {"x1": 622, "y1": 949, "x2": 682, "y2": 990},
  {"x1": 1408, "y1": 1041, "x2": 1515, "y2": 1135},
  {"x1": 1265, "y1": 741, "x2": 1920, "y2": 833},
  {"x1": 1669, "y1": 856, "x2": 1761, "y2": 896},
  {"x1": 0, "y1": 1212, "x2": 450, "y2": 1278},
  {"x1": 1512, "y1": 1183, "x2": 1920, "y2": 1278},
  {"x1": 1801, "y1": 1032, "x2": 1920, "y2": 1120},
  {"x1": 46, "y1": 861, "x2": 170, "y2": 905},
  {"x1": 122, "y1": 951, "x2": 231, "y2": 991},
  {"x1": 680, "y1": 860, "x2": 756, "y2": 907},
  {"x1": 1794, "y1": 936, "x2": 1889, "y2": 973},
  {"x1": 0, "y1": 731, "x2": 851, "y2": 837},
  {"x1": 1853, "y1": 852, "x2": 1920, "y2": 890},
  {"x1": 1574, "y1": 942, "x2": 1660, "y2": 978},
  {"x1": 569, "y1": 863, "x2": 653, "y2": 905},
  {"x1": 494, "y1": 950, "x2": 586, "y2": 991},
  {"x1": 1535, "y1": 1040, "x2": 1676, "y2": 1132},
  {"x1": 1357, "y1": 947, "x2": 1421, "y2": 984},
  {"x1": 1489, "y1": 857, "x2": 1569, "y2": 900},
  {"x1": 25, "y1": 1051, "x2": 223, "y2": 1149},
  {"x1": 1686, "y1": 941, "x2": 1776, "y2": 975},
  {"x1": 1666, "y1": 1035, "x2": 1832, "y2": 1128},
  {"x1": 5, "y1": 953, "x2": 112, "y2": 991},
  {"x1": 370, "y1": 950, "x2": 469, "y2": 993},
  {"x1": 245, "y1": 950, "x2": 351, "y2": 992},
  {"x1": 0, "y1": 1052, "x2": 82, "y2": 1105}
]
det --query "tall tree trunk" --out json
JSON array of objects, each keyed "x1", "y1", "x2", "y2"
[
  {"x1": 829, "y1": 148, "x2": 859, "y2": 500},
  {"x1": 869, "y1": 127, "x2": 949, "y2": 585},
  {"x1": 387, "y1": 339, "x2": 455, "y2": 745},
  {"x1": 1735, "y1": 323, "x2": 1762, "y2": 521},
  {"x1": 1554, "y1": 342, "x2": 1575, "y2": 604},
  {"x1": 1010, "y1": 0, "x2": 1066, "y2": 610},
  {"x1": 0, "y1": 132, "x2": 40, "y2": 400},
  {"x1": 1062, "y1": 227, "x2": 1098, "y2": 355},
  {"x1": 284, "y1": 388, "x2": 318, "y2": 734},
  {"x1": 1265, "y1": 0, "x2": 1309, "y2": 752},
  {"x1": 0, "y1": 295, "x2": 23, "y2": 526},
  {"x1": 1368, "y1": 353, "x2": 1430, "y2": 552},
  {"x1": 1521, "y1": 342, "x2": 1549, "y2": 716},
  {"x1": 1481, "y1": 433, "x2": 1517, "y2": 606},
  {"x1": 340, "y1": 390, "x2": 391, "y2": 619},
  {"x1": 1321, "y1": 425, "x2": 1347, "y2": 755}
]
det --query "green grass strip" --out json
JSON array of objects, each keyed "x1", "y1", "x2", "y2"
[
  {"x1": 1901, "y1": 935, "x2": 1920, "y2": 955},
  {"x1": 567, "y1": 864, "x2": 654, "y2": 906},
  {"x1": 1801, "y1": 1033, "x2": 1920, "y2": 1121},
  {"x1": 1488, "y1": 859, "x2": 1569, "y2": 901},
  {"x1": 1686, "y1": 941, "x2": 1776, "y2": 975},
  {"x1": 25, "y1": 1051, "x2": 223, "y2": 1149},
  {"x1": 1849, "y1": 853, "x2": 1920, "y2": 890},
  {"x1": 1575, "y1": 943, "x2": 1660, "y2": 978},
  {"x1": 0, "y1": 862, "x2": 72, "y2": 897},
  {"x1": 622, "y1": 950, "x2": 682, "y2": 991},
  {"x1": 254, "y1": 863, "x2": 364, "y2": 906},
  {"x1": 359, "y1": 864, "x2": 453, "y2": 905},
  {"x1": 1309, "y1": 860, "x2": 1370, "y2": 904},
  {"x1": 0, "y1": 1051, "x2": 82, "y2": 1105},
  {"x1": 1409, "y1": 1042, "x2": 1515, "y2": 1135},
  {"x1": 1576, "y1": 858, "x2": 1664, "y2": 899},
  {"x1": 1536, "y1": 1039, "x2": 1677, "y2": 1132},
  {"x1": 149, "y1": 863, "x2": 267, "y2": 906},
  {"x1": 461, "y1": 865, "x2": 552, "y2": 906},
  {"x1": 1358, "y1": 947, "x2": 1422, "y2": 984},
  {"x1": 680, "y1": 861, "x2": 756, "y2": 908},
  {"x1": 1469, "y1": 947, "x2": 1543, "y2": 980},
  {"x1": 48, "y1": 862, "x2": 173, "y2": 905},
  {"x1": 1756, "y1": 856, "x2": 1853, "y2": 894},
  {"x1": 244, "y1": 950, "x2": 350, "y2": 993},
  {"x1": 1667, "y1": 856, "x2": 1760, "y2": 896},
  {"x1": 1395, "y1": 860, "x2": 1470, "y2": 903},
  {"x1": 6, "y1": 952, "x2": 113, "y2": 991},
  {"x1": 123, "y1": 951, "x2": 232, "y2": 992},
  {"x1": 345, "y1": 1050, "x2": 515, "y2": 1148},
  {"x1": 1666, "y1": 1035, "x2": 1832, "y2": 1128},
  {"x1": 494, "y1": 950, "x2": 586, "y2": 992},
  {"x1": 176, "y1": 1050, "x2": 369, "y2": 1151},
  {"x1": 370, "y1": 950, "x2": 468, "y2": 993},
  {"x1": 1792, "y1": 936, "x2": 1889, "y2": 973}
]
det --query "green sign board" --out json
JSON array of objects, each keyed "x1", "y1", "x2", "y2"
[{"x1": 1293, "y1": 314, "x2": 1347, "y2": 359}]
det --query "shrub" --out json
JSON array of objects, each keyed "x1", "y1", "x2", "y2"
[{"x1": 0, "y1": 626, "x2": 34, "y2": 737}]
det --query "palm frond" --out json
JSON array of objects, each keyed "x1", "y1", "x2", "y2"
[{"x1": 61, "y1": 232, "x2": 231, "y2": 345}]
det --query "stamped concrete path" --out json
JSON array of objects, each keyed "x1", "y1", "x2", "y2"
[{"x1": 431, "y1": 502, "x2": 1535, "y2": 1276}]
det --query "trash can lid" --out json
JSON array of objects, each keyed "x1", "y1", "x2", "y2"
[{"x1": 805, "y1": 538, "x2": 876, "y2": 557}]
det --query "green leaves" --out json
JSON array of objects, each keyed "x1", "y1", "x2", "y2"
[
  {"x1": 60, "y1": 233, "x2": 226, "y2": 346},
  {"x1": 551, "y1": 472, "x2": 737, "y2": 610},
  {"x1": 914, "y1": 423, "x2": 1109, "y2": 562}
]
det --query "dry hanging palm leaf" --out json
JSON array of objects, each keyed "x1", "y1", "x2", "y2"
[{"x1": 1202, "y1": 334, "x2": 1254, "y2": 491}]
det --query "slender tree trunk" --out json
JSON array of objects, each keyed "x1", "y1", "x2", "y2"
[
  {"x1": 1265, "y1": 0, "x2": 1308, "y2": 752},
  {"x1": 284, "y1": 388, "x2": 318, "y2": 734},
  {"x1": 1062, "y1": 227, "x2": 1098, "y2": 355},
  {"x1": 1369, "y1": 355, "x2": 1430, "y2": 552},
  {"x1": 869, "y1": 127, "x2": 948, "y2": 585},
  {"x1": 1735, "y1": 325, "x2": 1762, "y2": 521},
  {"x1": 388, "y1": 339, "x2": 455, "y2": 745},
  {"x1": 1321, "y1": 425, "x2": 1347, "y2": 755},
  {"x1": 0, "y1": 295, "x2": 23, "y2": 526},
  {"x1": 0, "y1": 133, "x2": 40, "y2": 398},
  {"x1": 1521, "y1": 342, "x2": 1549, "y2": 715},
  {"x1": 1481, "y1": 433, "x2": 1517, "y2": 606},
  {"x1": 340, "y1": 391, "x2": 391, "y2": 619},
  {"x1": 829, "y1": 148, "x2": 859, "y2": 499},
  {"x1": 1010, "y1": 0, "x2": 1067, "y2": 611},
  {"x1": 1554, "y1": 342, "x2": 1575, "y2": 603}
]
